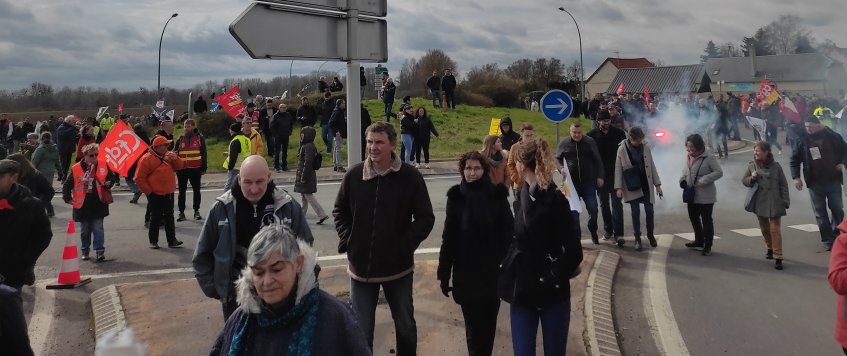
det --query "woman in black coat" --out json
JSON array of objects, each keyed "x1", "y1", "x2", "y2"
[
  {"x1": 414, "y1": 107, "x2": 439, "y2": 168},
  {"x1": 6, "y1": 153, "x2": 54, "y2": 217},
  {"x1": 438, "y1": 151, "x2": 513, "y2": 356},
  {"x1": 500, "y1": 138, "x2": 583, "y2": 356}
]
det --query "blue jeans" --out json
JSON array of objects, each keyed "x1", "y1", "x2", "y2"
[
  {"x1": 574, "y1": 181, "x2": 599, "y2": 235},
  {"x1": 729, "y1": 113, "x2": 741, "y2": 139},
  {"x1": 80, "y1": 218, "x2": 105, "y2": 252},
  {"x1": 510, "y1": 299, "x2": 570, "y2": 356},
  {"x1": 351, "y1": 273, "x2": 417, "y2": 355},
  {"x1": 321, "y1": 125, "x2": 333, "y2": 153},
  {"x1": 224, "y1": 170, "x2": 238, "y2": 191},
  {"x1": 629, "y1": 196, "x2": 654, "y2": 238},
  {"x1": 384, "y1": 101, "x2": 394, "y2": 120},
  {"x1": 125, "y1": 176, "x2": 139, "y2": 194},
  {"x1": 264, "y1": 133, "x2": 277, "y2": 159},
  {"x1": 598, "y1": 185, "x2": 624, "y2": 237},
  {"x1": 808, "y1": 180, "x2": 844, "y2": 245},
  {"x1": 401, "y1": 134, "x2": 414, "y2": 163}
]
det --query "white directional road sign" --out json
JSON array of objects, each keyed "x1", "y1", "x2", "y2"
[
  {"x1": 540, "y1": 89, "x2": 574, "y2": 123},
  {"x1": 261, "y1": 0, "x2": 387, "y2": 17},
  {"x1": 229, "y1": 3, "x2": 388, "y2": 61}
]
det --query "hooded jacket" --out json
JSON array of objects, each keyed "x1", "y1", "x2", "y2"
[
  {"x1": 210, "y1": 240, "x2": 370, "y2": 356},
  {"x1": 499, "y1": 117, "x2": 521, "y2": 151},
  {"x1": 193, "y1": 184, "x2": 313, "y2": 301},
  {"x1": 295, "y1": 126, "x2": 318, "y2": 194},
  {"x1": 0, "y1": 184, "x2": 52, "y2": 290},
  {"x1": 333, "y1": 155, "x2": 435, "y2": 282}
]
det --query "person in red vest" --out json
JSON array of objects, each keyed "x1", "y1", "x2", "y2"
[
  {"x1": 62, "y1": 143, "x2": 118, "y2": 261},
  {"x1": 174, "y1": 119, "x2": 207, "y2": 221},
  {"x1": 135, "y1": 136, "x2": 185, "y2": 249}
]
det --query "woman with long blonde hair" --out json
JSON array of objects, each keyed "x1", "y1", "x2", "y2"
[
  {"x1": 498, "y1": 138, "x2": 583, "y2": 356},
  {"x1": 480, "y1": 135, "x2": 510, "y2": 188}
]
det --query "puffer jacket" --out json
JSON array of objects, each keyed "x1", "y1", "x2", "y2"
[
  {"x1": 679, "y1": 151, "x2": 723, "y2": 204},
  {"x1": 31, "y1": 143, "x2": 61, "y2": 181},
  {"x1": 192, "y1": 184, "x2": 313, "y2": 301},
  {"x1": 295, "y1": 127, "x2": 318, "y2": 194},
  {"x1": 742, "y1": 158, "x2": 789, "y2": 217}
]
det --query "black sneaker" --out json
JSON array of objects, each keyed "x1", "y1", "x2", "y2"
[
  {"x1": 647, "y1": 235, "x2": 657, "y2": 247},
  {"x1": 81, "y1": 251, "x2": 90, "y2": 261},
  {"x1": 615, "y1": 237, "x2": 625, "y2": 247},
  {"x1": 634, "y1": 238, "x2": 643, "y2": 251},
  {"x1": 602, "y1": 232, "x2": 612, "y2": 241},
  {"x1": 168, "y1": 240, "x2": 184, "y2": 248},
  {"x1": 590, "y1": 233, "x2": 599, "y2": 245},
  {"x1": 150, "y1": 243, "x2": 160, "y2": 249},
  {"x1": 194, "y1": 211, "x2": 203, "y2": 220},
  {"x1": 765, "y1": 249, "x2": 774, "y2": 260},
  {"x1": 336, "y1": 166, "x2": 346, "y2": 173},
  {"x1": 701, "y1": 246, "x2": 712, "y2": 256},
  {"x1": 96, "y1": 251, "x2": 105, "y2": 262},
  {"x1": 775, "y1": 259, "x2": 783, "y2": 270},
  {"x1": 282, "y1": 167, "x2": 290, "y2": 172},
  {"x1": 317, "y1": 216, "x2": 328, "y2": 225},
  {"x1": 685, "y1": 241, "x2": 705, "y2": 249},
  {"x1": 176, "y1": 212, "x2": 186, "y2": 222}
]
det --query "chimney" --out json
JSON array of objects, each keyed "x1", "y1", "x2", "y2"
[{"x1": 750, "y1": 47, "x2": 758, "y2": 78}]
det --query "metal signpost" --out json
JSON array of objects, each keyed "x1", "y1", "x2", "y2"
[
  {"x1": 229, "y1": 0, "x2": 388, "y2": 166},
  {"x1": 540, "y1": 89, "x2": 574, "y2": 144}
]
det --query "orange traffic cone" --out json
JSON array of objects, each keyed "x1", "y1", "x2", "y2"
[{"x1": 47, "y1": 220, "x2": 92, "y2": 289}]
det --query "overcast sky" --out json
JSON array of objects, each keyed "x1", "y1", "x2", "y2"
[{"x1": 0, "y1": 0, "x2": 843, "y2": 92}]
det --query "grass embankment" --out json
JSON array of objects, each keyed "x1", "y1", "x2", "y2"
[{"x1": 201, "y1": 97, "x2": 589, "y2": 171}]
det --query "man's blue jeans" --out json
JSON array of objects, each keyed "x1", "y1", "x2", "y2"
[
  {"x1": 80, "y1": 218, "x2": 105, "y2": 253},
  {"x1": 574, "y1": 181, "x2": 599, "y2": 236},
  {"x1": 321, "y1": 125, "x2": 333, "y2": 153},
  {"x1": 629, "y1": 196, "x2": 654, "y2": 238},
  {"x1": 729, "y1": 113, "x2": 741, "y2": 139},
  {"x1": 808, "y1": 180, "x2": 844, "y2": 245},
  {"x1": 384, "y1": 101, "x2": 394, "y2": 120},
  {"x1": 351, "y1": 273, "x2": 417, "y2": 355},
  {"x1": 224, "y1": 170, "x2": 238, "y2": 191},
  {"x1": 509, "y1": 298, "x2": 570, "y2": 356}
]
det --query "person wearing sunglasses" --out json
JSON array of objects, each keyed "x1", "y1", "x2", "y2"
[{"x1": 62, "y1": 143, "x2": 118, "y2": 261}]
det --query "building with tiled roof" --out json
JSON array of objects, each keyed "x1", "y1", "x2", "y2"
[{"x1": 585, "y1": 57, "x2": 654, "y2": 97}]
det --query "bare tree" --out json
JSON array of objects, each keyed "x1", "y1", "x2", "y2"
[{"x1": 506, "y1": 58, "x2": 534, "y2": 82}]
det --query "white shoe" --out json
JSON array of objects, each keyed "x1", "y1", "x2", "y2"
[
  {"x1": 414, "y1": 163, "x2": 420, "y2": 168},
  {"x1": 424, "y1": 164, "x2": 430, "y2": 169}
]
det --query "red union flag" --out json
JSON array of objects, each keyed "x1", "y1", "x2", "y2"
[
  {"x1": 98, "y1": 120, "x2": 148, "y2": 177},
  {"x1": 118, "y1": 103, "x2": 124, "y2": 113},
  {"x1": 214, "y1": 86, "x2": 246, "y2": 120},
  {"x1": 759, "y1": 79, "x2": 779, "y2": 105},
  {"x1": 616, "y1": 83, "x2": 625, "y2": 95}
]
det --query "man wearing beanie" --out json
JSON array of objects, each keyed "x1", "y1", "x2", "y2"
[
  {"x1": 135, "y1": 136, "x2": 185, "y2": 249},
  {"x1": 223, "y1": 120, "x2": 251, "y2": 191},
  {"x1": 790, "y1": 114, "x2": 847, "y2": 251}
]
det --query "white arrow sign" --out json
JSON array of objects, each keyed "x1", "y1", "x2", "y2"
[{"x1": 546, "y1": 98, "x2": 570, "y2": 115}]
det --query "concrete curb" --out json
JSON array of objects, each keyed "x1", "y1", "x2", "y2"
[
  {"x1": 584, "y1": 250, "x2": 623, "y2": 356},
  {"x1": 90, "y1": 285, "x2": 127, "y2": 340}
]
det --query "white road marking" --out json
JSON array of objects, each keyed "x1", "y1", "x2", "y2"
[
  {"x1": 27, "y1": 281, "x2": 55, "y2": 356},
  {"x1": 788, "y1": 224, "x2": 819, "y2": 232},
  {"x1": 674, "y1": 233, "x2": 721, "y2": 241},
  {"x1": 645, "y1": 234, "x2": 691, "y2": 356},
  {"x1": 731, "y1": 228, "x2": 763, "y2": 237}
]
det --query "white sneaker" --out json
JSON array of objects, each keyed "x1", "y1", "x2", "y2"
[
  {"x1": 424, "y1": 164, "x2": 430, "y2": 169},
  {"x1": 414, "y1": 163, "x2": 420, "y2": 168}
]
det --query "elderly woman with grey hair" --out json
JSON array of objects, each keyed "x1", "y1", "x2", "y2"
[{"x1": 210, "y1": 224, "x2": 370, "y2": 356}]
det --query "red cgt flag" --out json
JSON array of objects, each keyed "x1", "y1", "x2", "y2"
[
  {"x1": 118, "y1": 103, "x2": 124, "y2": 114},
  {"x1": 213, "y1": 86, "x2": 246, "y2": 120},
  {"x1": 616, "y1": 83, "x2": 625, "y2": 95},
  {"x1": 643, "y1": 84, "x2": 650, "y2": 104},
  {"x1": 98, "y1": 120, "x2": 149, "y2": 177}
]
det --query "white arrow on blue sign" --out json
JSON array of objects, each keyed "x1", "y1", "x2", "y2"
[{"x1": 540, "y1": 89, "x2": 574, "y2": 123}]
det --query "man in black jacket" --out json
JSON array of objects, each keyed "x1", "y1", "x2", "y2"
[
  {"x1": 0, "y1": 159, "x2": 52, "y2": 292},
  {"x1": 382, "y1": 78, "x2": 397, "y2": 121},
  {"x1": 426, "y1": 71, "x2": 441, "y2": 108},
  {"x1": 296, "y1": 97, "x2": 318, "y2": 127},
  {"x1": 333, "y1": 122, "x2": 434, "y2": 355},
  {"x1": 193, "y1": 95, "x2": 208, "y2": 114},
  {"x1": 320, "y1": 92, "x2": 335, "y2": 153},
  {"x1": 441, "y1": 68, "x2": 457, "y2": 109},
  {"x1": 588, "y1": 110, "x2": 627, "y2": 244},
  {"x1": 556, "y1": 122, "x2": 605, "y2": 243},
  {"x1": 790, "y1": 115, "x2": 847, "y2": 250},
  {"x1": 270, "y1": 103, "x2": 294, "y2": 172},
  {"x1": 499, "y1": 117, "x2": 521, "y2": 151},
  {"x1": 56, "y1": 116, "x2": 78, "y2": 181}
]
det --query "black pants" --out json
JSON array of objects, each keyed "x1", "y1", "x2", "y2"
[
  {"x1": 414, "y1": 138, "x2": 431, "y2": 164},
  {"x1": 177, "y1": 168, "x2": 202, "y2": 213},
  {"x1": 59, "y1": 149, "x2": 73, "y2": 180},
  {"x1": 222, "y1": 291, "x2": 239, "y2": 321},
  {"x1": 687, "y1": 203, "x2": 715, "y2": 246},
  {"x1": 445, "y1": 90, "x2": 455, "y2": 109},
  {"x1": 0, "y1": 285, "x2": 33, "y2": 356},
  {"x1": 598, "y1": 184, "x2": 624, "y2": 237},
  {"x1": 460, "y1": 299, "x2": 500, "y2": 356},
  {"x1": 274, "y1": 134, "x2": 290, "y2": 170},
  {"x1": 148, "y1": 193, "x2": 176, "y2": 245}
]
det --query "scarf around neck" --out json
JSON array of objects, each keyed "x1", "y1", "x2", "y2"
[{"x1": 228, "y1": 286, "x2": 321, "y2": 356}]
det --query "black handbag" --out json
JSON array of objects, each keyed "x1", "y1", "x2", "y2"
[
  {"x1": 623, "y1": 144, "x2": 642, "y2": 191},
  {"x1": 497, "y1": 243, "x2": 525, "y2": 303},
  {"x1": 682, "y1": 158, "x2": 705, "y2": 204}
]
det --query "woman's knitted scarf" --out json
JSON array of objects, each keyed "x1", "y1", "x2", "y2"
[{"x1": 227, "y1": 286, "x2": 322, "y2": 356}]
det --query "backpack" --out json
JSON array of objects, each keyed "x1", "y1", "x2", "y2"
[{"x1": 312, "y1": 151, "x2": 322, "y2": 170}]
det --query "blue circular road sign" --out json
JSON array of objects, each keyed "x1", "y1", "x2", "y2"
[{"x1": 540, "y1": 89, "x2": 574, "y2": 123}]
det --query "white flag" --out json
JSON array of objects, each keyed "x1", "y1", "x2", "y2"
[
  {"x1": 746, "y1": 116, "x2": 766, "y2": 139},
  {"x1": 155, "y1": 100, "x2": 165, "y2": 109},
  {"x1": 560, "y1": 158, "x2": 582, "y2": 214},
  {"x1": 165, "y1": 110, "x2": 175, "y2": 120},
  {"x1": 96, "y1": 106, "x2": 109, "y2": 121},
  {"x1": 837, "y1": 106, "x2": 845, "y2": 119}
]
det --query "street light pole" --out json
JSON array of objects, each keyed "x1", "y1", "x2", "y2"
[
  {"x1": 558, "y1": 7, "x2": 584, "y2": 107},
  {"x1": 157, "y1": 13, "x2": 178, "y2": 101}
]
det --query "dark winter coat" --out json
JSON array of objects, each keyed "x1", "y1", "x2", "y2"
[
  {"x1": 317, "y1": 80, "x2": 329, "y2": 93},
  {"x1": 17, "y1": 172, "x2": 54, "y2": 210},
  {"x1": 499, "y1": 117, "x2": 521, "y2": 151},
  {"x1": 400, "y1": 113, "x2": 417, "y2": 135},
  {"x1": 320, "y1": 98, "x2": 335, "y2": 126},
  {"x1": 0, "y1": 184, "x2": 52, "y2": 290},
  {"x1": 328, "y1": 106, "x2": 347, "y2": 138},
  {"x1": 61, "y1": 161, "x2": 118, "y2": 221},
  {"x1": 333, "y1": 157, "x2": 435, "y2": 282},
  {"x1": 258, "y1": 107, "x2": 277, "y2": 136},
  {"x1": 295, "y1": 127, "x2": 318, "y2": 194},
  {"x1": 441, "y1": 75, "x2": 457, "y2": 92},
  {"x1": 556, "y1": 136, "x2": 605, "y2": 185},
  {"x1": 790, "y1": 127, "x2": 847, "y2": 185},
  {"x1": 270, "y1": 111, "x2": 294, "y2": 138},
  {"x1": 587, "y1": 126, "x2": 627, "y2": 183},
  {"x1": 500, "y1": 183, "x2": 583, "y2": 308},
  {"x1": 382, "y1": 82, "x2": 396, "y2": 103},
  {"x1": 426, "y1": 75, "x2": 440, "y2": 91},
  {"x1": 329, "y1": 79, "x2": 344, "y2": 92},
  {"x1": 193, "y1": 97, "x2": 208, "y2": 114},
  {"x1": 743, "y1": 159, "x2": 789, "y2": 218},
  {"x1": 297, "y1": 104, "x2": 318, "y2": 127},
  {"x1": 438, "y1": 183, "x2": 513, "y2": 304},
  {"x1": 31, "y1": 143, "x2": 61, "y2": 182},
  {"x1": 415, "y1": 115, "x2": 439, "y2": 142},
  {"x1": 56, "y1": 122, "x2": 78, "y2": 153}
]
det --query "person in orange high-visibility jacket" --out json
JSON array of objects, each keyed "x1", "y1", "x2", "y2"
[
  {"x1": 61, "y1": 143, "x2": 117, "y2": 261},
  {"x1": 135, "y1": 135, "x2": 185, "y2": 249},
  {"x1": 174, "y1": 119, "x2": 207, "y2": 222}
]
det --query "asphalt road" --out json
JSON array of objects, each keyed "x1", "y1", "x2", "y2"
[{"x1": 25, "y1": 135, "x2": 846, "y2": 355}]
